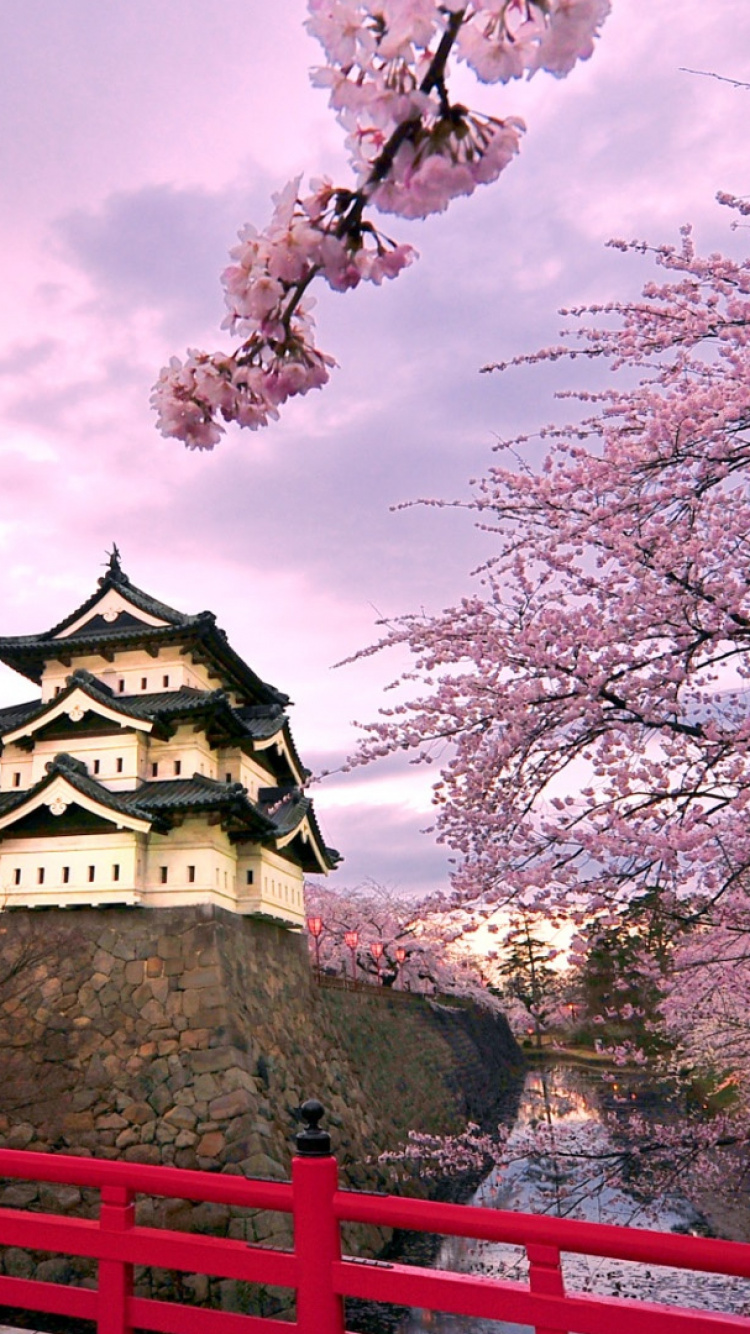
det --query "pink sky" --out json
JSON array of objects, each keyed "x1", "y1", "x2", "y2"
[{"x1": 0, "y1": 0, "x2": 748, "y2": 894}]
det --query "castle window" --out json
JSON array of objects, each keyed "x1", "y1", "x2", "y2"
[
  {"x1": 225, "y1": 772, "x2": 232, "y2": 784},
  {"x1": 37, "y1": 868, "x2": 44, "y2": 884},
  {"x1": 54, "y1": 685, "x2": 62, "y2": 697},
  {"x1": 160, "y1": 866, "x2": 168, "y2": 884},
  {"x1": 13, "y1": 869, "x2": 20, "y2": 885},
  {"x1": 141, "y1": 677, "x2": 147, "y2": 690},
  {"x1": 116, "y1": 757, "x2": 123, "y2": 773},
  {"x1": 12, "y1": 772, "x2": 21, "y2": 788},
  {"x1": 162, "y1": 675, "x2": 170, "y2": 688},
  {"x1": 246, "y1": 870, "x2": 254, "y2": 886},
  {"x1": 118, "y1": 679, "x2": 125, "y2": 693},
  {"x1": 173, "y1": 760, "x2": 181, "y2": 776},
  {"x1": 93, "y1": 759, "x2": 100, "y2": 775},
  {"x1": 112, "y1": 864, "x2": 120, "y2": 882},
  {"x1": 88, "y1": 866, "x2": 95, "y2": 882},
  {"x1": 62, "y1": 867, "x2": 70, "y2": 884},
  {"x1": 187, "y1": 865, "x2": 195, "y2": 883},
  {"x1": 151, "y1": 762, "x2": 158, "y2": 778}
]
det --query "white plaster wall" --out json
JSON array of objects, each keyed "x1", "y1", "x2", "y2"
[
  {"x1": 0, "y1": 747, "x2": 34, "y2": 793},
  {"x1": 27, "y1": 733, "x2": 146, "y2": 790},
  {"x1": 0, "y1": 814, "x2": 306, "y2": 923},
  {"x1": 143, "y1": 820, "x2": 236, "y2": 903},
  {"x1": 41, "y1": 648, "x2": 219, "y2": 703},
  {"x1": 237, "y1": 847, "x2": 305, "y2": 926},
  {"x1": 147, "y1": 726, "x2": 217, "y2": 782},
  {"x1": 0, "y1": 831, "x2": 144, "y2": 908}
]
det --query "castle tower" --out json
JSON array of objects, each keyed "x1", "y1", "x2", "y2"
[{"x1": 0, "y1": 550, "x2": 338, "y2": 923}]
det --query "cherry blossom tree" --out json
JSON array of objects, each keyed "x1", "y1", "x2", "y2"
[
  {"x1": 350, "y1": 196, "x2": 750, "y2": 929},
  {"x1": 304, "y1": 879, "x2": 504, "y2": 1009},
  {"x1": 152, "y1": 0, "x2": 611, "y2": 448},
  {"x1": 343, "y1": 196, "x2": 750, "y2": 1192}
]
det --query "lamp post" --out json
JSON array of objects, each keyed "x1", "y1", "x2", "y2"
[
  {"x1": 343, "y1": 930, "x2": 359, "y2": 989},
  {"x1": 396, "y1": 945, "x2": 407, "y2": 990},
  {"x1": 307, "y1": 916, "x2": 324, "y2": 982},
  {"x1": 370, "y1": 939, "x2": 384, "y2": 985}
]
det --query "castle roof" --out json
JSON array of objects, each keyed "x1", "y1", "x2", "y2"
[
  {"x1": 0, "y1": 671, "x2": 306, "y2": 784},
  {"x1": 0, "y1": 552, "x2": 288, "y2": 707},
  {"x1": 0, "y1": 753, "x2": 338, "y2": 871}
]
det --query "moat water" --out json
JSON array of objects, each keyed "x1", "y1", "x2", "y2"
[{"x1": 398, "y1": 1062, "x2": 750, "y2": 1332}]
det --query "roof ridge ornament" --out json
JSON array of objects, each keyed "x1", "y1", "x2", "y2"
[{"x1": 99, "y1": 543, "x2": 130, "y2": 588}]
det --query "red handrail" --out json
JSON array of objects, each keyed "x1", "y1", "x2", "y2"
[{"x1": 0, "y1": 1115, "x2": 749, "y2": 1334}]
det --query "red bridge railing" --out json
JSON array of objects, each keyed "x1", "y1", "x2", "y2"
[{"x1": 0, "y1": 1098, "x2": 748, "y2": 1333}]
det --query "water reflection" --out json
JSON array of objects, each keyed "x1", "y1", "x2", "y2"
[{"x1": 400, "y1": 1063, "x2": 750, "y2": 1333}]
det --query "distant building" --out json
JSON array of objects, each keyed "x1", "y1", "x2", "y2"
[{"x1": 0, "y1": 550, "x2": 339, "y2": 923}]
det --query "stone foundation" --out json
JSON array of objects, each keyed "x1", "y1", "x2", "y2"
[{"x1": 0, "y1": 905, "x2": 522, "y2": 1320}]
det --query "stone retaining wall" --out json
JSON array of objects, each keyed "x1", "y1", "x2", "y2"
[{"x1": 0, "y1": 904, "x2": 522, "y2": 1321}]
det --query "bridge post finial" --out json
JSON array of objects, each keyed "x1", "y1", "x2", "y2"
[{"x1": 295, "y1": 1099, "x2": 331, "y2": 1156}]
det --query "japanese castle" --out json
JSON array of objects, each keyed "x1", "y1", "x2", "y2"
[{"x1": 0, "y1": 551, "x2": 338, "y2": 924}]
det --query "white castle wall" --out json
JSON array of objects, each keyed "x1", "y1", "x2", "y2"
[{"x1": 41, "y1": 648, "x2": 218, "y2": 703}]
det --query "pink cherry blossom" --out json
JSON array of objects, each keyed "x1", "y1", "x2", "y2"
[{"x1": 155, "y1": 0, "x2": 611, "y2": 446}]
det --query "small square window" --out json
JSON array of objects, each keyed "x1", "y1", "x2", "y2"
[
  {"x1": 151, "y1": 762, "x2": 158, "y2": 778},
  {"x1": 118, "y1": 679, "x2": 125, "y2": 693},
  {"x1": 93, "y1": 759, "x2": 100, "y2": 775},
  {"x1": 13, "y1": 868, "x2": 21, "y2": 886},
  {"x1": 12, "y1": 772, "x2": 21, "y2": 788},
  {"x1": 225, "y1": 772, "x2": 232, "y2": 784},
  {"x1": 141, "y1": 677, "x2": 147, "y2": 690},
  {"x1": 160, "y1": 866, "x2": 168, "y2": 884},
  {"x1": 37, "y1": 868, "x2": 45, "y2": 884},
  {"x1": 116, "y1": 757, "x2": 123, "y2": 773},
  {"x1": 187, "y1": 865, "x2": 196, "y2": 884},
  {"x1": 88, "y1": 866, "x2": 95, "y2": 883},
  {"x1": 112, "y1": 864, "x2": 120, "y2": 882},
  {"x1": 62, "y1": 866, "x2": 70, "y2": 884},
  {"x1": 246, "y1": 869, "x2": 254, "y2": 886},
  {"x1": 173, "y1": 759, "x2": 182, "y2": 776},
  {"x1": 162, "y1": 675, "x2": 170, "y2": 688}
]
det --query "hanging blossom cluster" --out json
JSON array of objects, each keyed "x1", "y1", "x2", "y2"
[{"x1": 152, "y1": 0, "x2": 611, "y2": 448}]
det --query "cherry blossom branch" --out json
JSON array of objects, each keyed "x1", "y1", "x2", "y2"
[{"x1": 152, "y1": 0, "x2": 611, "y2": 448}]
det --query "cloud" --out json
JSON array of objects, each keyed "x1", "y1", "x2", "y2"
[
  {"x1": 307, "y1": 799, "x2": 452, "y2": 900},
  {"x1": 54, "y1": 180, "x2": 274, "y2": 337}
]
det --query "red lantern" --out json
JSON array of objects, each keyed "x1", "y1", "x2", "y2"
[{"x1": 307, "y1": 916, "x2": 324, "y2": 981}]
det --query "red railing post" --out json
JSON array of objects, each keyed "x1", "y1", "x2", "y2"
[
  {"x1": 98, "y1": 1183, "x2": 135, "y2": 1334},
  {"x1": 527, "y1": 1241, "x2": 567, "y2": 1334},
  {"x1": 292, "y1": 1100, "x2": 346, "y2": 1334}
]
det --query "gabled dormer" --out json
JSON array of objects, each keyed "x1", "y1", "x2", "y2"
[{"x1": 0, "y1": 547, "x2": 289, "y2": 710}]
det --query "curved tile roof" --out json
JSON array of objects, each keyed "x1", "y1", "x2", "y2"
[{"x1": 0, "y1": 561, "x2": 288, "y2": 706}]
